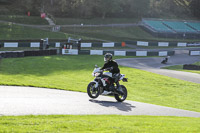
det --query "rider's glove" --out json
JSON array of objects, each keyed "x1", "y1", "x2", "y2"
[{"x1": 100, "y1": 70, "x2": 104, "y2": 73}]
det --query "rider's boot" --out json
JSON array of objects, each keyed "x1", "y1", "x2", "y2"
[
  {"x1": 102, "y1": 85, "x2": 113, "y2": 95},
  {"x1": 116, "y1": 82, "x2": 124, "y2": 95},
  {"x1": 102, "y1": 90, "x2": 111, "y2": 95}
]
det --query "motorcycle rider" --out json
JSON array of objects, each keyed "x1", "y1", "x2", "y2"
[
  {"x1": 161, "y1": 56, "x2": 170, "y2": 64},
  {"x1": 101, "y1": 53, "x2": 123, "y2": 94}
]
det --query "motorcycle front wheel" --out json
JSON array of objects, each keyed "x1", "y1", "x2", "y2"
[
  {"x1": 87, "y1": 82, "x2": 100, "y2": 98},
  {"x1": 114, "y1": 85, "x2": 127, "y2": 102}
]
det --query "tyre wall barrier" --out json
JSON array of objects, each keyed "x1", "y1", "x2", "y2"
[
  {"x1": 183, "y1": 64, "x2": 200, "y2": 70},
  {"x1": 75, "y1": 42, "x2": 122, "y2": 48},
  {"x1": 0, "y1": 49, "x2": 57, "y2": 58},
  {"x1": 0, "y1": 51, "x2": 24, "y2": 58},
  {"x1": 62, "y1": 49, "x2": 175, "y2": 56},
  {"x1": 24, "y1": 49, "x2": 57, "y2": 57}
]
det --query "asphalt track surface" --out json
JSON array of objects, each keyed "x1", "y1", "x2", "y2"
[
  {"x1": 116, "y1": 50, "x2": 200, "y2": 84},
  {"x1": 0, "y1": 50, "x2": 199, "y2": 117},
  {"x1": 1, "y1": 86, "x2": 200, "y2": 117}
]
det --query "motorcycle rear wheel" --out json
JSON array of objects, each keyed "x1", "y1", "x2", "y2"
[
  {"x1": 114, "y1": 85, "x2": 127, "y2": 102},
  {"x1": 87, "y1": 82, "x2": 100, "y2": 98}
]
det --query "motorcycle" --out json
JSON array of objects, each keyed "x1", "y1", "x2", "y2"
[
  {"x1": 161, "y1": 56, "x2": 169, "y2": 64},
  {"x1": 87, "y1": 65, "x2": 128, "y2": 102},
  {"x1": 161, "y1": 59, "x2": 167, "y2": 64}
]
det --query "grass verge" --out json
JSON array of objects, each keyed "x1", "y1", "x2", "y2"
[
  {"x1": 1, "y1": 16, "x2": 200, "y2": 42},
  {"x1": 0, "y1": 115, "x2": 200, "y2": 133},
  {"x1": 163, "y1": 62, "x2": 200, "y2": 74},
  {"x1": 0, "y1": 15, "x2": 48, "y2": 25},
  {"x1": 0, "y1": 23, "x2": 67, "y2": 40},
  {"x1": 0, "y1": 55, "x2": 199, "y2": 112},
  {"x1": 0, "y1": 22, "x2": 103, "y2": 41},
  {"x1": 61, "y1": 26, "x2": 157, "y2": 42},
  {"x1": 55, "y1": 17, "x2": 139, "y2": 25},
  {"x1": 61, "y1": 26, "x2": 200, "y2": 42}
]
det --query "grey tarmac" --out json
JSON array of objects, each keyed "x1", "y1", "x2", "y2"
[
  {"x1": 0, "y1": 86, "x2": 200, "y2": 117},
  {"x1": 116, "y1": 50, "x2": 200, "y2": 84}
]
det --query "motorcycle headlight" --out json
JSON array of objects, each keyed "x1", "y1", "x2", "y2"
[
  {"x1": 92, "y1": 73, "x2": 100, "y2": 77},
  {"x1": 92, "y1": 73, "x2": 95, "y2": 77}
]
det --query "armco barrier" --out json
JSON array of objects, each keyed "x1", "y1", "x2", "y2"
[
  {"x1": 134, "y1": 41, "x2": 188, "y2": 47},
  {"x1": 1, "y1": 42, "x2": 122, "y2": 48},
  {"x1": 1, "y1": 41, "x2": 198, "y2": 48},
  {"x1": 78, "y1": 50, "x2": 90, "y2": 55},
  {"x1": 62, "y1": 49, "x2": 78, "y2": 55},
  {"x1": 126, "y1": 51, "x2": 136, "y2": 56},
  {"x1": 103, "y1": 50, "x2": 114, "y2": 55},
  {"x1": 114, "y1": 51, "x2": 126, "y2": 56},
  {"x1": 90, "y1": 50, "x2": 103, "y2": 55},
  {"x1": 189, "y1": 51, "x2": 200, "y2": 56},
  {"x1": 62, "y1": 49, "x2": 175, "y2": 56},
  {"x1": 4, "y1": 42, "x2": 18, "y2": 47},
  {"x1": 147, "y1": 51, "x2": 159, "y2": 56}
]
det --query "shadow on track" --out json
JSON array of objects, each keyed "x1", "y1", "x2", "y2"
[{"x1": 89, "y1": 99, "x2": 135, "y2": 112}]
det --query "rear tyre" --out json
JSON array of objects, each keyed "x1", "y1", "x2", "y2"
[
  {"x1": 87, "y1": 82, "x2": 100, "y2": 98},
  {"x1": 114, "y1": 85, "x2": 127, "y2": 102}
]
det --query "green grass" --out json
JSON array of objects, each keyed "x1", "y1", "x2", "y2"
[
  {"x1": 0, "y1": 115, "x2": 200, "y2": 133},
  {"x1": 194, "y1": 62, "x2": 200, "y2": 66},
  {"x1": 0, "y1": 23, "x2": 66, "y2": 40},
  {"x1": 0, "y1": 15, "x2": 48, "y2": 25},
  {"x1": 61, "y1": 26, "x2": 200, "y2": 42},
  {"x1": 55, "y1": 17, "x2": 139, "y2": 25},
  {"x1": 163, "y1": 62, "x2": 200, "y2": 74},
  {"x1": 0, "y1": 22, "x2": 103, "y2": 41},
  {"x1": 0, "y1": 55, "x2": 199, "y2": 112},
  {"x1": 61, "y1": 26, "x2": 155, "y2": 42},
  {"x1": 1, "y1": 16, "x2": 200, "y2": 42}
]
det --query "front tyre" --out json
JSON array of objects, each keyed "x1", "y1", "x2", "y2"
[
  {"x1": 114, "y1": 85, "x2": 127, "y2": 102},
  {"x1": 87, "y1": 82, "x2": 100, "y2": 98}
]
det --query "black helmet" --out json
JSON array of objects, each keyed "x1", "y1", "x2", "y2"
[{"x1": 104, "y1": 53, "x2": 112, "y2": 62}]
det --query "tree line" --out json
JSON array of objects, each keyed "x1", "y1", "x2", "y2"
[{"x1": 0, "y1": 0, "x2": 200, "y2": 19}]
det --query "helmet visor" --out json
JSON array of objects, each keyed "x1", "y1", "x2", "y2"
[{"x1": 104, "y1": 57, "x2": 109, "y2": 62}]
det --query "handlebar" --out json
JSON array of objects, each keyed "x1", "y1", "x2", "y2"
[{"x1": 99, "y1": 67, "x2": 113, "y2": 72}]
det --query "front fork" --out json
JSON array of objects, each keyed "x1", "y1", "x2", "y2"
[
  {"x1": 92, "y1": 79, "x2": 104, "y2": 94},
  {"x1": 92, "y1": 80, "x2": 99, "y2": 88},
  {"x1": 115, "y1": 81, "x2": 120, "y2": 88}
]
